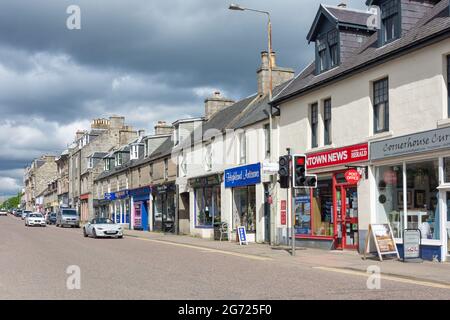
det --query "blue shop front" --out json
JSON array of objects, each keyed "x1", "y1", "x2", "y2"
[
  {"x1": 129, "y1": 186, "x2": 151, "y2": 231},
  {"x1": 224, "y1": 163, "x2": 263, "y2": 243},
  {"x1": 105, "y1": 190, "x2": 130, "y2": 226}
]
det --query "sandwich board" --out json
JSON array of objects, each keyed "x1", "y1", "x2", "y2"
[
  {"x1": 363, "y1": 224, "x2": 400, "y2": 261},
  {"x1": 237, "y1": 226, "x2": 248, "y2": 245}
]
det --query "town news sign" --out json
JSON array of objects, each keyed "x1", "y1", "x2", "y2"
[{"x1": 307, "y1": 143, "x2": 369, "y2": 169}]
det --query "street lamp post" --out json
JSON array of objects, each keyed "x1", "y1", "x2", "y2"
[{"x1": 229, "y1": 4, "x2": 277, "y2": 246}]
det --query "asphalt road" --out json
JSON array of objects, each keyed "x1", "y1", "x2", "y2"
[{"x1": 1, "y1": 214, "x2": 449, "y2": 300}]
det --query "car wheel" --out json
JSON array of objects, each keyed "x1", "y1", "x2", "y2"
[
  {"x1": 83, "y1": 228, "x2": 88, "y2": 238},
  {"x1": 93, "y1": 228, "x2": 98, "y2": 239},
  {"x1": 118, "y1": 235, "x2": 123, "y2": 239}
]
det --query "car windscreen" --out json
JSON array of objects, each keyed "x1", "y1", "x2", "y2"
[
  {"x1": 95, "y1": 218, "x2": 114, "y2": 224},
  {"x1": 62, "y1": 210, "x2": 77, "y2": 216},
  {"x1": 30, "y1": 214, "x2": 42, "y2": 218}
]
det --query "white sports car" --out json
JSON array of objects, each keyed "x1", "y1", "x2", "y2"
[
  {"x1": 83, "y1": 218, "x2": 123, "y2": 239},
  {"x1": 25, "y1": 213, "x2": 46, "y2": 227}
]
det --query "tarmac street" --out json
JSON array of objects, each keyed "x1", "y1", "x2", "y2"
[{"x1": 1, "y1": 215, "x2": 450, "y2": 300}]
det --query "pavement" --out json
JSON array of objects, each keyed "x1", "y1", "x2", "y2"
[
  {"x1": 1, "y1": 214, "x2": 450, "y2": 299},
  {"x1": 123, "y1": 228, "x2": 450, "y2": 287}
]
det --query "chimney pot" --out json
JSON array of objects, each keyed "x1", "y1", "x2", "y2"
[{"x1": 337, "y1": 2, "x2": 347, "y2": 8}]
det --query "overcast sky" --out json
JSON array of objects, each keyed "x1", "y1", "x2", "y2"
[{"x1": 0, "y1": 0, "x2": 367, "y2": 197}]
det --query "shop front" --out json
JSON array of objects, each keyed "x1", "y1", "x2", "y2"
[
  {"x1": 224, "y1": 163, "x2": 261, "y2": 243},
  {"x1": 129, "y1": 186, "x2": 151, "y2": 231},
  {"x1": 370, "y1": 127, "x2": 450, "y2": 262},
  {"x1": 295, "y1": 143, "x2": 369, "y2": 251},
  {"x1": 189, "y1": 174, "x2": 222, "y2": 239},
  {"x1": 80, "y1": 193, "x2": 90, "y2": 223},
  {"x1": 104, "y1": 190, "x2": 130, "y2": 226},
  {"x1": 152, "y1": 184, "x2": 176, "y2": 233},
  {"x1": 93, "y1": 199, "x2": 109, "y2": 218}
]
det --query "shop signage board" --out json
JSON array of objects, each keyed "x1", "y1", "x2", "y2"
[
  {"x1": 344, "y1": 169, "x2": 361, "y2": 184},
  {"x1": 189, "y1": 174, "x2": 222, "y2": 188},
  {"x1": 403, "y1": 229, "x2": 422, "y2": 262},
  {"x1": 262, "y1": 161, "x2": 279, "y2": 173},
  {"x1": 224, "y1": 163, "x2": 261, "y2": 188},
  {"x1": 280, "y1": 200, "x2": 287, "y2": 225},
  {"x1": 364, "y1": 224, "x2": 400, "y2": 261},
  {"x1": 371, "y1": 127, "x2": 450, "y2": 161},
  {"x1": 104, "y1": 193, "x2": 116, "y2": 201},
  {"x1": 307, "y1": 143, "x2": 369, "y2": 169},
  {"x1": 237, "y1": 226, "x2": 248, "y2": 245}
]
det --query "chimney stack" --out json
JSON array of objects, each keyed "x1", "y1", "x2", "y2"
[
  {"x1": 75, "y1": 130, "x2": 85, "y2": 141},
  {"x1": 91, "y1": 118, "x2": 110, "y2": 129},
  {"x1": 109, "y1": 115, "x2": 125, "y2": 129},
  {"x1": 257, "y1": 51, "x2": 294, "y2": 96},
  {"x1": 154, "y1": 121, "x2": 173, "y2": 135},
  {"x1": 138, "y1": 129, "x2": 146, "y2": 137},
  {"x1": 204, "y1": 91, "x2": 235, "y2": 119}
]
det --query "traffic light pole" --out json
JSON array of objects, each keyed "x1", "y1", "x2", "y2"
[{"x1": 286, "y1": 148, "x2": 295, "y2": 256}]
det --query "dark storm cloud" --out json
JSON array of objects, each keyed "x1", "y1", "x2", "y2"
[{"x1": 0, "y1": 0, "x2": 367, "y2": 196}]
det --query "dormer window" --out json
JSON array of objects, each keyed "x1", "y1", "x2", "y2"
[
  {"x1": 87, "y1": 157, "x2": 94, "y2": 169},
  {"x1": 104, "y1": 159, "x2": 111, "y2": 171},
  {"x1": 317, "y1": 37, "x2": 328, "y2": 73},
  {"x1": 328, "y1": 30, "x2": 339, "y2": 68},
  {"x1": 115, "y1": 153, "x2": 123, "y2": 167},
  {"x1": 380, "y1": 0, "x2": 400, "y2": 45},
  {"x1": 130, "y1": 145, "x2": 139, "y2": 160}
]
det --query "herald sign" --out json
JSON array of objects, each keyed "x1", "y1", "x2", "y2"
[
  {"x1": 345, "y1": 169, "x2": 361, "y2": 184},
  {"x1": 307, "y1": 143, "x2": 369, "y2": 169}
]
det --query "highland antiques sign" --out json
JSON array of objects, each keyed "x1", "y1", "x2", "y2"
[{"x1": 371, "y1": 127, "x2": 450, "y2": 160}]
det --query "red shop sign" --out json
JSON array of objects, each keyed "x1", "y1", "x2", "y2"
[
  {"x1": 280, "y1": 200, "x2": 287, "y2": 225},
  {"x1": 344, "y1": 169, "x2": 361, "y2": 184},
  {"x1": 307, "y1": 143, "x2": 369, "y2": 169}
]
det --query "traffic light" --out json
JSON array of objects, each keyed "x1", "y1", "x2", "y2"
[
  {"x1": 292, "y1": 154, "x2": 318, "y2": 188},
  {"x1": 278, "y1": 155, "x2": 290, "y2": 189},
  {"x1": 292, "y1": 155, "x2": 307, "y2": 188}
]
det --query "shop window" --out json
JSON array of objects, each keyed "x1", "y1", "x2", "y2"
[
  {"x1": 323, "y1": 99, "x2": 332, "y2": 145},
  {"x1": 154, "y1": 195, "x2": 163, "y2": 226},
  {"x1": 294, "y1": 191, "x2": 312, "y2": 235},
  {"x1": 406, "y1": 160, "x2": 439, "y2": 240},
  {"x1": 311, "y1": 103, "x2": 318, "y2": 148},
  {"x1": 373, "y1": 78, "x2": 389, "y2": 133},
  {"x1": 311, "y1": 178, "x2": 334, "y2": 236},
  {"x1": 375, "y1": 164, "x2": 403, "y2": 238},
  {"x1": 232, "y1": 186, "x2": 256, "y2": 233},
  {"x1": 445, "y1": 157, "x2": 450, "y2": 183},
  {"x1": 195, "y1": 186, "x2": 220, "y2": 227}
]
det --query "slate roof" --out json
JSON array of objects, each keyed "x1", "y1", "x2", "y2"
[
  {"x1": 95, "y1": 136, "x2": 174, "y2": 182},
  {"x1": 273, "y1": 0, "x2": 450, "y2": 105},
  {"x1": 90, "y1": 152, "x2": 108, "y2": 159}
]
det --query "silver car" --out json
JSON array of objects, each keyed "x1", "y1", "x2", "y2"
[
  {"x1": 25, "y1": 213, "x2": 46, "y2": 227},
  {"x1": 21, "y1": 210, "x2": 32, "y2": 220},
  {"x1": 56, "y1": 208, "x2": 80, "y2": 228}
]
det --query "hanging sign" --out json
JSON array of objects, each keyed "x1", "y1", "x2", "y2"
[
  {"x1": 237, "y1": 226, "x2": 248, "y2": 245},
  {"x1": 364, "y1": 224, "x2": 400, "y2": 261},
  {"x1": 344, "y1": 169, "x2": 361, "y2": 184},
  {"x1": 403, "y1": 229, "x2": 422, "y2": 262}
]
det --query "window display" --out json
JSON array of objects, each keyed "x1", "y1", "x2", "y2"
[
  {"x1": 294, "y1": 192, "x2": 311, "y2": 235},
  {"x1": 375, "y1": 164, "x2": 403, "y2": 238},
  {"x1": 196, "y1": 186, "x2": 220, "y2": 227},
  {"x1": 232, "y1": 186, "x2": 256, "y2": 233},
  {"x1": 376, "y1": 160, "x2": 440, "y2": 240},
  {"x1": 311, "y1": 178, "x2": 333, "y2": 236}
]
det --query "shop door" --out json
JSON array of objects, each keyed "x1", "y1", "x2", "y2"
[
  {"x1": 335, "y1": 186, "x2": 359, "y2": 250},
  {"x1": 142, "y1": 201, "x2": 149, "y2": 231}
]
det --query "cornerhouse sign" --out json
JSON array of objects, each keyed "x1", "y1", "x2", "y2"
[{"x1": 371, "y1": 127, "x2": 450, "y2": 160}]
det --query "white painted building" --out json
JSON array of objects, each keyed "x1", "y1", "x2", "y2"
[{"x1": 271, "y1": 0, "x2": 450, "y2": 261}]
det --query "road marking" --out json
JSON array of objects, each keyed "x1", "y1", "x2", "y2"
[
  {"x1": 314, "y1": 266, "x2": 450, "y2": 290},
  {"x1": 132, "y1": 237, "x2": 272, "y2": 261}
]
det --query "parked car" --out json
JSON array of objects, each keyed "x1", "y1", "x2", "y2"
[
  {"x1": 21, "y1": 210, "x2": 32, "y2": 220},
  {"x1": 46, "y1": 212, "x2": 57, "y2": 225},
  {"x1": 0, "y1": 210, "x2": 7, "y2": 216},
  {"x1": 15, "y1": 210, "x2": 22, "y2": 217},
  {"x1": 56, "y1": 208, "x2": 80, "y2": 228},
  {"x1": 25, "y1": 213, "x2": 46, "y2": 227},
  {"x1": 83, "y1": 218, "x2": 123, "y2": 239}
]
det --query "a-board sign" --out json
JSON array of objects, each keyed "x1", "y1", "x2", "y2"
[
  {"x1": 364, "y1": 224, "x2": 400, "y2": 261},
  {"x1": 403, "y1": 229, "x2": 422, "y2": 261},
  {"x1": 237, "y1": 226, "x2": 248, "y2": 245}
]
